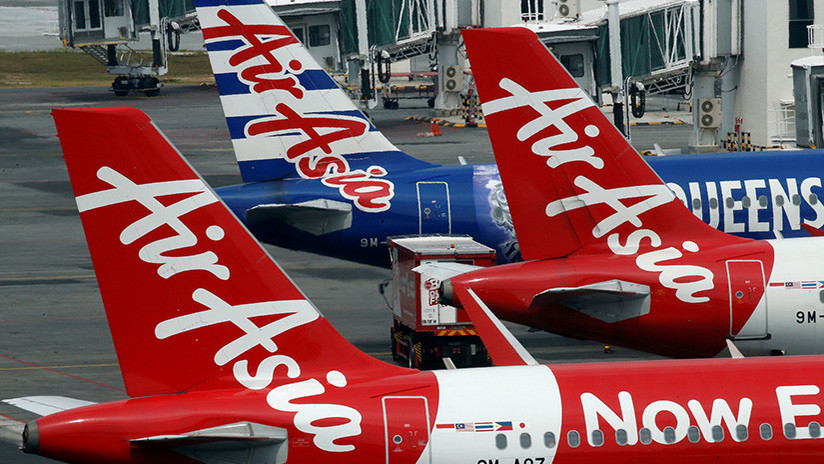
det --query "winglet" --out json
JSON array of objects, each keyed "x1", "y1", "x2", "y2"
[{"x1": 452, "y1": 286, "x2": 538, "y2": 366}]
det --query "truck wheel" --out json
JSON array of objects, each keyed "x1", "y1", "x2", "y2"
[{"x1": 112, "y1": 77, "x2": 130, "y2": 97}]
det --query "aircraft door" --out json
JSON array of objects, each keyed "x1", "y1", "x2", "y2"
[
  {"x1": 417, "y1": 182, "x2": 451, "y2": 234},
  {"x1": 727, "y1": 260, "x2": 769, "y2": 339},
  {"x1": 382, "y1": 396, "x2": 431, "y2": 464}
]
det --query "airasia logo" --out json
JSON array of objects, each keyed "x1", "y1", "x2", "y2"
[
  {"x1": 483, "y1": 78, "x2": 714, "y2": 304},
  {"x1": 76, "y1": 167, "x2": 363, "y2": 452},
  {"x1": 203, "y1": 8, "x2": 394, "y2": 213}
]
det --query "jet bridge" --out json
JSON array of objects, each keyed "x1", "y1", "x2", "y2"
[{"x1": 57, "y1": 0, "x2": 197, "y2": 96}]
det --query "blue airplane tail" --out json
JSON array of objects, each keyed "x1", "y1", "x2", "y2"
[{"x1": 194, "y1": 0, "x2": 434, "y2": 185}]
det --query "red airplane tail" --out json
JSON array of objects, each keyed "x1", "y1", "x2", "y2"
[
  {"x1": 53, "y1": 107, "x2": 404, "y2": 398},
  {"x1": 462, "y1": 28, "x2": 745, "y2": 261}
]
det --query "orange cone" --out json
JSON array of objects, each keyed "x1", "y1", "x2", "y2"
[{"x1": 430, "y1": 119, "x2": 442, "y2": 136}]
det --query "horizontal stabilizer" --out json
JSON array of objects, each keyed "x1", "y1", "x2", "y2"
[
  {"x1": 453, "y1": 286, "x2": 538, "y2": 367},
  {"x1": 133, "y1": 422, "x2": 288, "y2": 464},
  {"x1": 412, "y1": 262, "x2": 484, "y2": 282},
  {"x1": 247, "y1": 199, "x2": 352, "y2": 235},
  {"x1": 531, "y1": 280, "x2": 650, "y2": 323},
  {"x1": 2, "y1": 396, "x2": 96, "y2": 417}
]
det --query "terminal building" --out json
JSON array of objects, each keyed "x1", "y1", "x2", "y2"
[{"x1": 54, "y1": 0, "x2": 824, "y2": 152}]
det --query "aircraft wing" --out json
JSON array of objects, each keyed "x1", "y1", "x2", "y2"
[
  {"x1": 3, "y1": 396, "x2": 96, "y2": 417},
  {"x1": 531, "y1": 280, "x2": 651, "y2": 324},
  {"x1": 246, "y1": 199, "x2": 352, "y2": 235},
  {"x1": 452, "y1": 285, "x2": 538, "y2": 367}
]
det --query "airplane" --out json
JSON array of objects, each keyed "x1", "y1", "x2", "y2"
[
  {"x1": 8, "y1": 104, "x2": 824, "y2": 464},
  {"x1": 425, "y1": 26, "x2": 824, "y2": 360},
  {"x1": 199, "y1": 0, "x2": 824, "y2": 268}
]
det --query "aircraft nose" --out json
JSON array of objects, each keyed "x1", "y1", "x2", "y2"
[
  {"x1": 439, "y1": 279, "x2": 454, "y2": 306},
  {"x1": 21, "y1": 420, "x2": 39, "y2": 454}
]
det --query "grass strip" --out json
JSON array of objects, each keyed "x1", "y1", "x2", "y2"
[{"x1": 0, "y1": 49, "x2": 215, "y2": 88}]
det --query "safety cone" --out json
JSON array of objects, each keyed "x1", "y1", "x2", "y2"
[{"x1": 430, "y1": 119, "x2": 442, "y2": 136}]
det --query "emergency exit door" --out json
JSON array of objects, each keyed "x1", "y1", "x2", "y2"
[
  {"x1": 417, "y1": 182, "x2": 451, "y2": 234},
  {"x1": 727, "y1": 260, "x2": 769, "y2": 339},
  {"x1": 383, "y1": 396, "x2": 431, "y2": 464}
]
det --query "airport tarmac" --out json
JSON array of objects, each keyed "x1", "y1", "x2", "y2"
[{"x1": 0, "y1": 85, "x2": 680, "y2": 463}]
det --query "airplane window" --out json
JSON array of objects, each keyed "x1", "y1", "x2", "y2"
[
  {"x1": 520, "y1": 433, "x2": 532, "y2": 449},
  {"x1": 544, "y1": 431, "x2": 556, "y2": 448},
  {"x1": 793, "y1": 194, "x2": 801, "y2": 206},
  {"x1": 809, "y1": 421, "x2": 821, "y2": 438},
  {"x1": 811, "y1": 193, "x2": 819, "y2": 205},
  {"x1": 663, "y1": 426, "x2": 676, "y2": 444},
  {"x1": 742, "y1": 196, "x2": 751, "y2": 208},
  {"x1": 687, "y1": 425, "x2": 700, "y2": 443},
  {"x1": 639, "y1": 427, "x2": 652, "y2": 445},
  {"x1": 692, "y1": 198, "x2": 701, "y2": 210},
  {"x1": 496, "y1": 433, "x2": 507, "y2": 450},
  {"x1": 736, "y1": 424, "x2": 748, "y2": 441},
  {"x1": 615, "y1": 429, "x2": 628, "y2": 446},
  {"x1": 711, "y1": 425, "x2": 724, "y2": 442},
  {"x1": 820, "y1": 290, "x2": 824, "y2": 303},
  {"x1": 776, "y1": 195, "x2": 785, "y2": 206},
  {"x1": 591, "y1": 429, "x2": 603, "y2": 447},
  {"x1": 760, "y1": 423, "x2": 773, "y2": 440},
  {"x1": 759, "y1": 195, "x2": 768, "y2": 207},
  {"x1": 709, "y1": 198, "x2": 718, "y2": 209},
  {"x1": 784, "y1": 422, "x2": 797, "y2": 439},
  {"x1": 567, "y1": 430, "x2": 580, "y2": 448},
  {"x1": 725, "y1": 197, "x2": 734, "y2": 209}
]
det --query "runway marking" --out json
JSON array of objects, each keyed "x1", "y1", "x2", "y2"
[
  {"x1": 0, "y1": 413, "x2": 24, "y2": 423},
  {"x1": 0, "y1": 354, "x2": 125, "y2": 393}
]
